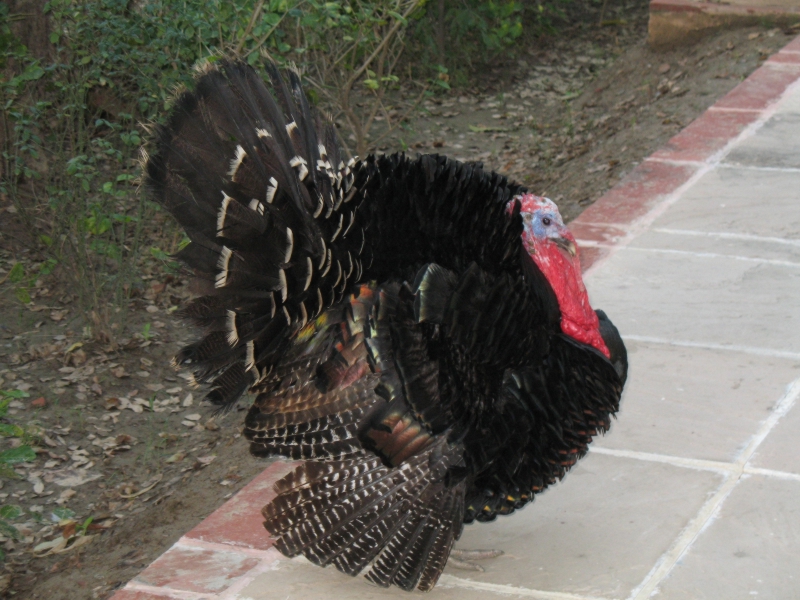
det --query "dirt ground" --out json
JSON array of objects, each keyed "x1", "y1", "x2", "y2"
[{"x1": 0, "y1": 4, "x2": 796, "y2": 598}]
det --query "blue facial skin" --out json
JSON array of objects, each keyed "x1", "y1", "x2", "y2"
[{"x1": 523, "y1": 209, "x2": 564, "y2": 241}]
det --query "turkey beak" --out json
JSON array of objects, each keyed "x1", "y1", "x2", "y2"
[{"x1": 553, "y1": 235, "x2": 577, "y2": 257}]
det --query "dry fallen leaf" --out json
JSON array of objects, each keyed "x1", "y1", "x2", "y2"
[
  {"x1": 165, "y1": 452, "x2": 186, "y2": 464},
  {"x1": 111, "y1": 367, "x2": 128, "y2": 379},
  {"x1": 119, "y1": 474, "x2": 162, "y2": 498}
]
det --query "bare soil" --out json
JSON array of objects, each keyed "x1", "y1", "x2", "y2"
[{"x1": 0, "y1": 5, "x2": 795, "y2": 598}]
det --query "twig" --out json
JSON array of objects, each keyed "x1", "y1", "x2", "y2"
[
  {"x1": 369, "y1": 81, "x2": 430, "y2": 150},
  {"x1": 244, "y1": 0, "x2": 307, "y2": 59},
  {"x1": 235, "y1": 0, "x2": 266, "y2": 55}
]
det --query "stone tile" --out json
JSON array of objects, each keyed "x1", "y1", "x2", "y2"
[
  {"x1": 450, "y1": 453, "x2": 721, "y2": 598},
  {"x1": 651, "y1": 109, "x2": 760, "y2": 163},
  {"x1": 593, "y1": 340, "x2": 800, "y2": 462},
  {"x1": 628, "y1": 229, "x2": 800, "y2": 264},
  {"x1": 714, "y1": 64, "x2": 800, "y2": 112},
  {"x1": 236, "y1": 556, "x2": 515, "y2": 599},
  {"x1": 578, "y1": 245, "x2": 611, "y2": 273},
  {"x1": 654, "y1": 476, "x2": 800, "y2": 599},
  {"x1": 750, "y1": 389, "x2": 800, "y2": 475},
  {"x1": 651, "y1": 167, "x2": 800, "y2": 241},
  {"x1": 585, "y1": 248, "x2": 800, "y2": 353},
  {"x1": 570, "y1": 222, "x2": 628, "y2": 245},
  {"x1": 185, "y1": 459, "x2": 298, "y2": 550},
  {"x1": 577, "y1": 161, "x2": 698, "y2": 225},
  {"x1": 767, "y1": 51, "x2": 800, "y2": 66},
  {"x1": 783, "y1": 35, "x2": 800, "y2": 53},
  {"x1": 726, "y1": 112, "x2": 800, "y2": 168},
  {"x1": 134, "y1": 543, "x2": 262, "y2": 594},
  {"x1": 109, "y1": 590, "x2": 175, "y2": 600}
]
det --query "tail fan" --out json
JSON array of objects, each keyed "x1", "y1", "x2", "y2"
[
  {"x1": 263, "y1": 442, "x2": 466, "y2": 591},
  {"x1": 146, "y1": 59, "x2": 370, "y2": 410}
]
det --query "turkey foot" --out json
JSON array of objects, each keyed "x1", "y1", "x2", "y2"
[{"x1": 448, "y1": 549, "x2": 504, "y2": 572}]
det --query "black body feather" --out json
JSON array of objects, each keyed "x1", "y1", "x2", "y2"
[{"x1": 145, "y1": 59, "x2": 626, "y2": 592}]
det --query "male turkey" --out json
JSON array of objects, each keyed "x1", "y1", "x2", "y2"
[{"x1": 145, "y1": 59, "x2": 627, "y2": 592}]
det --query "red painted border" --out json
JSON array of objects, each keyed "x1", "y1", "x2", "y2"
[{"x1": 109, "y1": 35, "x2": 800, "y2": 600}]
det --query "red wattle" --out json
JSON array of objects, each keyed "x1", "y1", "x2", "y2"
[{"x1": 532, "y1": 240, "x2": 610, "y2": 359}]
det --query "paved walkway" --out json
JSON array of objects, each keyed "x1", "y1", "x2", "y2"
[{"x1": 112, "y1": 37, "x2": 800, "y2": 600}]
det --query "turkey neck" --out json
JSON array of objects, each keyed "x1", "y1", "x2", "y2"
[{"x1": 531, "y1": 239, "x2": 610, "y2": 359}]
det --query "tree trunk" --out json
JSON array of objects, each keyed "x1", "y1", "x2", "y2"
[
  {"x1": 437, "y1": 0, "x2": 445, "y2": 67},
  {"x1": 7, "y1": 0, "x2": 52, "y2": 64}
]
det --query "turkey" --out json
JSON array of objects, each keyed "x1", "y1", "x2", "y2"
[{"x1": 144, "y1": 59, "x2": 627, "y2": 592}]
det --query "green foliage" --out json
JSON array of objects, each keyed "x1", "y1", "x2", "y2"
[{"x1": 0, "y1": 446, "x2": 36, "y2": 465}]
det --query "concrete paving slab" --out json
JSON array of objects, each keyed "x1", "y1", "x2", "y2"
[
  {"x1": 750, "y1": 394, "x2": 800, "y2": 475},
  {"x1": 726, "y1": 112, "x2": 800, "y2": 168},
  {"x1": 627, "y1": 229, "x2": 800, "y2": 265},
  {"x1": 649, "y1": 166, "x2": 800, "y2": 242},
  {"x1": 448, "y1": 453, "x2": 722, "y2": 599},
  {"x1": 585, "y1": 249, "x2": 800, "y2": 354},
  {"x1": 238, "y1": 557, "x2": 519, "y2": 600},
  {"x1": 652, "y1": 476, "x2": 800, "y2": 600},
  {"x1": 593, "y1": 340, "x2": 800, "y2": 462}
]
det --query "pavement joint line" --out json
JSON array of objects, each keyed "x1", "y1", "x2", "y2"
[
  {"x1": 590, "y1": 447, "x2": 735, "y2": 475},
  {"x1": 706, "y1": 106, "x2": 764, "y2": 113},
  {"x1": 591, "y1": 447, "x2": 800, "y2": 481},
  {"x1": 577, "y1": 241, "x2": 800, "y2": 267},
  {"x1": 763, "y1": 61, "x2": 800, "y2": 71},
  {"x1": 583, "y1": 71, "x2": 800, "y2": 278},
  {"x1": 627, "y1": 378, "x2": 800, "y2": 600},
  {"x1": 743, "y1": 466, "x2": 800, "y2": 482},
  {"x1": 175, "y1": 537, "x2": 275, "y2": 559},
  {"x1": 717, "y1": 163, "x2": 800, "y2": 173},
  {"x1": 616, "y1": 246, "x2": 800, "y2": 268},
  {"x1": 650, "y1": 227, "x2": 800, "y2": 247},
  {"x1": 643, "y1": 157, "x2": 704, "y2": 167},
  {"x1": 437, "y1": 575, "x2": 612, "y2": 600},
  {"x1": 620, "y1": 335, "x2": 800, "y2": 361},
  {"x1": 119, "y1": 582, "x2": 211, "y2": 599}
]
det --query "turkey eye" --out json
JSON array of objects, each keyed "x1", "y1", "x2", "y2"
[{"x1": 542, "y1": 217, "x2": 551, "y2": 226}]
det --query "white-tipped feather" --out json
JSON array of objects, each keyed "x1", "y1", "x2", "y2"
[
  {"x1": 285, "y1": 121, "x2": 298, "y2": 136},
  {"x1": 227, "y1": 145, "x2": 247, "y2": 181},
  {"x1": 245, "y1": 340, "x2": 255, "y2": 371},
  {"x1": 318, "y1": 143, "x2": 327, "y2": 159},
  {"x1": 330, "y1": 212, "x2": 344, "y2": 241},
  {"x1": 355, "y1": 258, "x2": 362, "y2": 281},
  {"x1": 297, "y1": 163, "x2": 308, "y2": 181},
  {"x1": 313, "y1": 194, "x2": 324, "y2": 218},
  {"x1": 278, "y1": 269, "x2": 288, "y2": 302},
  {"x1": 215, "y1": 246, "x2": 233, "y2": 288},
  {"x1": 282, "y1": 306, "x2": 292, "y2": 326},
  {"x1": 298, "y1": 301, "x2": 308, "y2": 328},
  {"x1": 316, "y1": 288, "x2": 324, "y2": 315},
  {"x1": 248, "y1": 199, "x2": 265, "y2": 215},
  {"x1": 318, "y1": 238, "x2": 327, "y2": 269},
  {"x1": 266, "y1": 177, "x2": 278, "y2": 204},
  {"x1": 289, "y1": 155, "x2": 306, "y2": 168},
  {"x1": 346, "y1": 251, "x2": 354, "y2": 279},
  {"x1": 285, "y1": 227, "x2": 294, "y2": 263},
  {"x1": 303, "y1": 257, "x2": 313, "y2": 291},
  {"x1": 333, "y1": 260, "x2": 342, "y2": 287},
  {"x1": 256, "y1": 127, "x2": 271, "y2": 139},
  {"x1": 226, "y1": 310, "x2": 239, "y2": 346},
  {"x1": 343, "y1": 210, "x2": 355, "y2": 237},
  {"x1": 321, "y1": 249, "x2": 332, "y2": 277},
  {"x1": 344, "y1": 187, "x2": 358, "y2": 204},
  {"x1": 217, "y1": 193, "x2": 233, "y2": 236}
]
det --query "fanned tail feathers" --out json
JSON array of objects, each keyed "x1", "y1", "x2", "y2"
[
  {"x1": 146, "y1": 59, "x2": 369, "y2": 410},
  {"x1": 263, "y1": 442, "x2": 466, "y2": 591}
]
